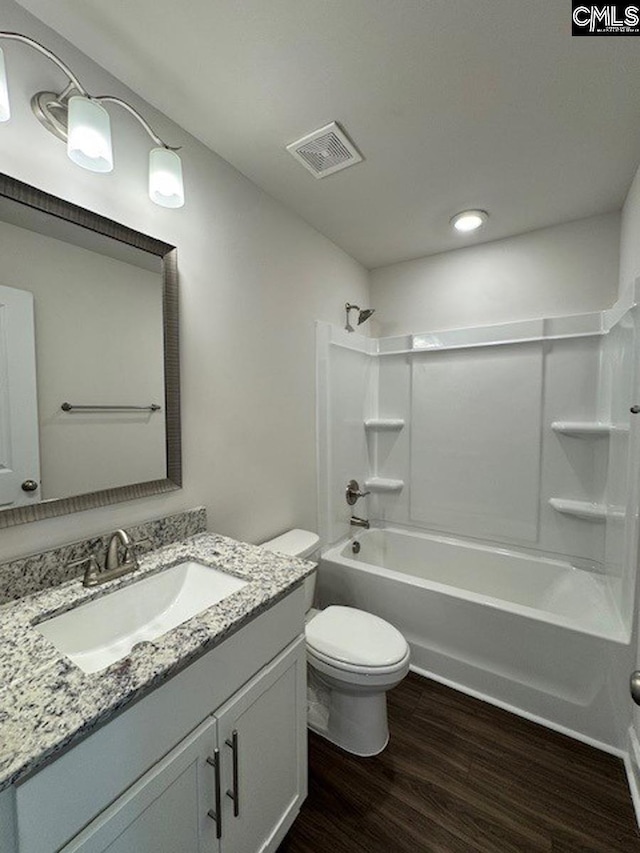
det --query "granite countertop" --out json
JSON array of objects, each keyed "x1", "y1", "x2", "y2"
[{"x1": 0, "y1": 532, "x2": 315, "y2": 792}]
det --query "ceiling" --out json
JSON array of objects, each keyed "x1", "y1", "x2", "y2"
[{"x1": 14, "y1": 0, "x2": 640, "y2": 269}]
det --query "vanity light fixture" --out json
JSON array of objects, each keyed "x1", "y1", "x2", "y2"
[
  {"x1": 66, "y1": 95, "x2": 113, "y2": 173},
  {"x1": 0, "y1": 48, "x2": 10, "y2": 122},
  {"x1": 0, "y1": 32, "x2": 185, "y2": 208},
  {"x1": 450, "y1": 209, "x2": 489, "y2": 233},
  {"x1": 148, "y1": 146, "x2": 185, "y2": 209}
]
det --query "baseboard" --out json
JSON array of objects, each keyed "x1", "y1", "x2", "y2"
[{"x1": 409, "y1": 663, "x2": 626, "y2": 758}]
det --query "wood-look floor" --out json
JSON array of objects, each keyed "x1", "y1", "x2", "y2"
[{"x1": 278, "y1": 672, "x2": 640, "y2": 853}]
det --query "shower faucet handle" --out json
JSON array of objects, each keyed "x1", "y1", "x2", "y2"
[{"x1": 346, "y1": 479, "x2": 370, "y2": 506}]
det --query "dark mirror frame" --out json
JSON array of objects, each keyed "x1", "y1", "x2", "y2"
[{"x1": 0, "y1": 172, "x2": 181, "y2": 529}]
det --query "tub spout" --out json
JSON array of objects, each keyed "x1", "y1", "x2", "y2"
[{"x1": 350, "y1": 516, "x2": 370, "y2": 530}]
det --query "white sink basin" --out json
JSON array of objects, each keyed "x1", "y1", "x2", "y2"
[{"x1": 36, "y1": 561, "x2": 248, "y2": 674}]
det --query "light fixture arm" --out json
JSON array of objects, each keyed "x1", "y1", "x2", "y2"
[
  {"x1": 94, "y1": 96, "x2": 180, "y2": 150},
  {"x1": 0, "y1": 31, "x2": 88, "y2": 96},
  {"x1": 0, "y1": 30, "x2": 178, "y2": 149}
]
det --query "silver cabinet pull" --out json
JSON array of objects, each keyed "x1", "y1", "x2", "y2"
[
  {"x1": 206, "y1": 749, "x2": 222, "y2": 839},
  {"x1": 631, "y1": 672, "x2": 640, "y2": 706},
  {"x1": 225, "y1": 730, "x2": 240, "y2": 817},
  {"x1": 631, "y1": 406, "x2": 640, "y2": 414},
  {"x1": 21, "y1": 479, "x2": 38, "y2": 492}
]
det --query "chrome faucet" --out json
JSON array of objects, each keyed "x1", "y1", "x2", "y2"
[
  {"x1": 67, "y1": 529, "x2": 142, "y2": 587},
  {"x1": 350, "y1": 516, "x2": 370, "y2": 530},
  {"x1": 105, "y1": 529, "x2": 135, "y2": 571},
  {"x1": 84, "y1": 529, "x2": 140, "y2": 586}
]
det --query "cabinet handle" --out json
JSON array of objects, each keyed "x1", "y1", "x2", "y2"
[
  {"x1": 225, "y1": 729, "x2": 240, "y2": 817},
  {"x1": 206, "y1": 749, "x2": 222, "y2": 839}
]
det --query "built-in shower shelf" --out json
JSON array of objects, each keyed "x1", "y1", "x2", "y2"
[
  {"x1": 551, "y1": 421, "x2": 612, "y2": 437},
  {"x1": 364, "y1": 419, "x2": 405, "y2": 431},
  {"x1": 548, "y1": 498, "x2": 625, "y2": 522},
  {"x1": 364, "y1": 477, "x2": 404, "y2": 493}
]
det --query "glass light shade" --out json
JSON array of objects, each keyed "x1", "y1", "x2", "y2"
[
  {"x1": 149, "y1": 147, "x2": 184, "y2": 208},
  {"x1": 0, "y1": 48, "x2": 10, "y2": 123},
  {"x1": 450, "y1": 209, "x2": 489, "y2": 233},
  {"x1": 67, "y1": 96, "x2": 113, "y2": 173}
]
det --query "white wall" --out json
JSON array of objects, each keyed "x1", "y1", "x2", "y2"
[
  {"x1": 370, "y1": 213, "x2": 620, "y2": 337},
  {"x1": 0, "y1": 1, "x2": 368, "y2": 560},
  {"x1": 620, "y1": 164, "x2": 640, "y2": 296}
]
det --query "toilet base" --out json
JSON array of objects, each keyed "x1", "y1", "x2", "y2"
[
  {"x1": 309, "y1": 723, "x2": 389, "y2": 757},
  {"x1": 307, "y1": 666, "x2": 391, "y2": 756}
]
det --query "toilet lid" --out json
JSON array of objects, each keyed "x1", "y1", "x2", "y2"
[
  {"x1": 260, "y1": 529, "x2": 319, "y2": 559},
  {"x1": 306, "y1": 606, "x2": 408, "y2": 668}
]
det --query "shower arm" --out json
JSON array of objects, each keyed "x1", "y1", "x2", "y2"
[
  {"x1": 345, "y1": 302, "x2": 361, "y2": 332},
  {"x1": 344, "y1": 302, "x2": 375, "y2": 332},
  {"x1": 345, "y1": 302, "x2": 357, "y2": 332}
]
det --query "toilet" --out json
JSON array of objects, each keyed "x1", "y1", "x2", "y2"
[{"x1": 260, "y1": 529, "x2": 410, "y2": 757}]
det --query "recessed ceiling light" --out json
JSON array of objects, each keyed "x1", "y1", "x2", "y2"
[{"x1": 450, "y1": 209, "x2": 489, "y2": 233}]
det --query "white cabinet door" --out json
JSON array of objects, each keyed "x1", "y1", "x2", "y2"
[
  {"x1": 0, "y1": 284, "x2": 40, "y2": 508},
  {"x1": 216, "y1": 638, "x2": 307, "y2": 853},
  {"x1": 61, "y1": 717, "x2": 221, "y2": 853}
]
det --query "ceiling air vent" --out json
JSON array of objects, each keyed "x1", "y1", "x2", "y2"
[{"x1": 286, "y1": 122, "x2": 363, "y2": 178}]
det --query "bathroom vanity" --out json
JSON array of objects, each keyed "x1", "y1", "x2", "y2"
[{"x1": 0, "y1": 532, "x2": 313, "y2": 853}]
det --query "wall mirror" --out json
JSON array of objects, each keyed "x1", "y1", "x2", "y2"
[{"x1": 0, "y1": 172, "x2": 180, "y2": 529}]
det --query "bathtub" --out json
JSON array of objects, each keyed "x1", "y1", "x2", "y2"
[{"x1": 319, "y1": 527, "x2": 633, "y2": 751}]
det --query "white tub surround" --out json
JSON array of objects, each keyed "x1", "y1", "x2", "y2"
[
  {"x1": 551, "y1": 422, "x2": 617, "y2": 437},
  {"x1": 364, "y1": 478, "x2": 404, "y2": 494},
  {"x1": 317, "y1": 278, "x2": 640, "y2": 644},
  {"x1": 548, "y1": 498, "x2": 624, "y2": 522},
  {"x1": 364, "y1": 419, "x2": 405, "y2": 431},
  {"x1": 319, "y1": 528, "x2": 632, "y2": 750}
]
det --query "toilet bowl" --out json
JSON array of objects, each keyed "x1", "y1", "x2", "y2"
[{"x1": 260, "y1": 529, "x2": 410, "y2": 757}]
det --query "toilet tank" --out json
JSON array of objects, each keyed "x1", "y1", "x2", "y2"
[{"x1": 258, "y1": 529, "x2": 320, "y2": 612}]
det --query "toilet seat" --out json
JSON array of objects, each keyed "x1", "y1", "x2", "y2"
[
  {"x1": 306, "y1": 605, "x2": 409, "y2": 671},
  {"x1": 308, "y1": 644, "x2": 411, "y2": 678}
]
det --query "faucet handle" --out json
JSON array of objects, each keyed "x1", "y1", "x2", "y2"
[
  {"x1": 82, "y1": 555, "x2": 101, "y2": 586},
  {"x1": 66, "y1": 553, "x2": 96, "y2": 572},
  {"x1": 345, "y1": 479, "x2": 371, "y2": 506},
  {"x1": 127, "y1": 535, "x2": 154, "y2": 565},
  {"x1": 65, "y1": 553, "x2": 101, "y2": 585},
  {"x1": 132, "y1": 535, "x2": 153, "y2": 554}
]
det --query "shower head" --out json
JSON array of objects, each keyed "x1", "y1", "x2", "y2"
[{"x1": 345, "y1": 302, "x2": 375, "y2": 332}]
